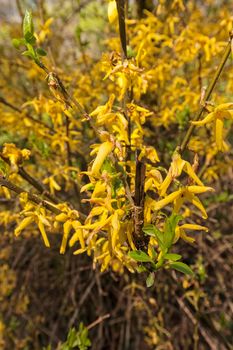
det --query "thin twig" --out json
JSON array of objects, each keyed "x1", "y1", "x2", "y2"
[
  {"x1": 0, "y1": 176, "x2": 61, "y2": 215},
  {"x1": 116, "y1": 0, "x2": 128, "y2": 59},
  {"x1": 0, "y1": 176, "x2": 86, "y2": 221},
  {"x1": 0, "y1": 96, "x2": 53, "y2": 131},
  {"x1": 87, "y1": 313, "x2": 110, "y2": 330},
  {"x1": 15, "y1": 0, "x2": 24, "y2": 22},
  {"x1": 134, "y1": 149, "x2": 147, "y2": 249},
  {"x1": 0, "y1": 153, "x2": 60, "y2": 204}
]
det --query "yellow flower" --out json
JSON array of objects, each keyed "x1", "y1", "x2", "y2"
[
  {"x1": 192, "y1": 103, "x2": 233, "y2": 151},
  {"x1": 154, "y1": 185, "x2": 214, "y2": 218},
  {"x1": 175, "y1": 223, "x2": 208, "y2": 243},
  {"x1": 2, "y1": 143, "x2": 30, "y2": 172},
  {"x1": 159, "y1": 152, "x2": 203, "y2": 196},
  {"x1": 91, "y1": 141, "x2": 114, "y2": 175},
  {"x1": 108, "y1": 1, "x2": 118, "y2": 24}
]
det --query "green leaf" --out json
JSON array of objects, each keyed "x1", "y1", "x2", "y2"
[
  {"x1": 0, "y1": 159, "x2": 8, "y2": 176},
  {"x1": 24, "y1": 32, "x2": 36, "y2": 44},
  {"x1": 137, "y1": 265, "x2": 148, "y2": 273},
  {"x1": 164, "y1": 213, "x2": 182, "y2": 249},
  {"x1": 128, "y1": 250, "x2": 152, "y2": 263},
  {"x1": 23, "y1": 10, "x2": 34, "y2": 39},
  {"x1": 12, "y1": 38, "x2": 25, "y2": 49},
  {"x1": 67, "y1": 327, "x2": 76, "y2": 346},
  {"x1": 127, "y1": 45, "x2": 136, "y2": 58},
  {"x1": 164, "y1": 253, "x2": 182, "y2": 261},
  {"x1": 146, "y1": 272, "x2": 155, "y2": 288},
  {"x1": 150, "y1": 246, "x2": 157, "y2": 260},
  {"x1": 170, "y1": 262, "x2": 194, "y2": 275},
  {"x1": 143, "y1": 224, "x2": 165, "y2": 248},
  {"x1": 143, "y1": 224, "x2": 156, "y2": 235},
  {"x1": 155, "y1": 257, "x2": 164, "y2": 269},
  {"x1": 36, "y1": 48, "x2": 47, "y2": 56},
  {"x1": 22, "y1": 50, "x2": 35, "y2": 59}
]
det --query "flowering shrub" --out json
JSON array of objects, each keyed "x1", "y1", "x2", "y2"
[
  {"x1": 0, "y1": 1, "x2": 232, "y2": 348},
  {"x1": 0, "y1": 0, "x2": 233, "y2": 280}
]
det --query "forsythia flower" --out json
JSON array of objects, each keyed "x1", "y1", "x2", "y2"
[
  {"x1": 192, "y1": 103, "x2": 233, "y2": 151},
  {"x1": 91, "y1": 141, "x2": 114, "y2": 175},
  {"x1": 159, "y1": 151, "x2": 203, "y2": 196},
  {"x1": 2, "y1": 143, "x2": 30, "y2": 172},
  {"x1": 175, "y1": 223, "x2": 208, "y2": 243},
  {"x1": 154, "y1": 185, "x2": 214, "y2": 218}
]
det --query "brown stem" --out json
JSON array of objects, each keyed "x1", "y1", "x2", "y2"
[
  {"x1": 116, "y1": 0, "x2": 127, "y2": 60},
  {"x1": 18, "y1": 167, "x2": 59, "y2": 204},
  {"x1": 86, "y1": 314, "x2": 110, "y2": 330},
  {"x1": 0, "y1": 176, "x2": 61, "y2": 215},
  {"x1": 0, "y1": 96, "x2": 54, "y2": 132},
  {"x1": 0, "y1": 176, "x2": 87, "y2": 221},
  {"x1": 134, "y1": 149, "x2": 147, "y2": 250},
  {"x1": 15, "y1": 0, "x2": 24, "y2": 22},
  {"x1": 0, "y1": 154, "x2": 60, "y2": 204}
]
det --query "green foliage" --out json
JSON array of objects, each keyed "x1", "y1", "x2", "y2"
[
  {"x1": 146, "y1": 272, "x2": 155, "y2": 288},
  {"x1": 143, "y1": 214, "x2": 183, "y2": 254},
  {"x1": 129, "y1": 214, "x2": 193, "y2": 286},
  {"x1": 29, "y1": 133, "x2": 51, "y2": 159},
  {"x1": 12, "y1": 10, "x2": 47, "y2": 66},
  {"x1": 128, "y1": 250, "x2": 153, "y2": 263},
  {"x1": 23, "y1": 10, "x2": 34, "y2": 40},
  {"x1": 60, "y1": 323, "x2": 91, "y2": 350},
  {"x1": 170, "y1": 262, "x2": 194, "y2": 275}
]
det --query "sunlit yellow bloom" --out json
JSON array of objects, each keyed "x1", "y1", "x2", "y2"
[
  {"x1": 69, "y1": 220, "x2": 85, "y2": 249},
  {"x1": 2, "y1": 143, "x2": 30, "y2": 172},
  {"x1": 192, "y1": 103, "x2": 233, "y2": 151},
  {"x1": 15, "y1": 216, "x2": 34, "y2": 236},
  {"x1": 37, "y1": 17, "x2": 54, "y2": 43},
  {"x1": 175, "y1": 223, "x2": 208, "y2": 243},
  {"x1": 60, "y1": 220, "x2": 73, "y2": 254},
  {"x1": 154, "y1": 186, "x2": 213, "y2": 218},
  {"x1": 73, "y1": 248, "x2": 87, "y2": 255},
  {"x1": 38, "y1": 219, "x2": 50, "y2": 247},
  {"x1": 43, "y1": 176, "x2": 61, "y2": 195},
  {"x1": 91, "y1": 141, "x2": 114, "y2": 175},
  {"x1": 108, "y1": 1, "x2": 118, "y2": 24},
  {"x1": 154, "y1": 189, "x2": 183, "y2": 211},
  {"x1": 159, "y1": 152, "x2": 203, "y2": 196}
]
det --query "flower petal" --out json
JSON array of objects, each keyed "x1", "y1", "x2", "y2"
[
  {"x1": 215, "y1": 118, "x2": 224, "y2": 151},
  {"x1": 154, "y1": 189, "x2": 182, "y2": 211},
  {"x1": 179, "y1": 224, "x2": 208, "y2": 231},
  {"x1": 91, "y1": 141, "x2": 114, "y2": 175},
  {"x1": 184, "y1": 163, "x2": 204, "y2": 186},
  {"x1": 191, "y1": 112, "x2": 215, "y2": 125},
  {"x1": 187, "y1": 185, "x2": 214, "y2": 194}
]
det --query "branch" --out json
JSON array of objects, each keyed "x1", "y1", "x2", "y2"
[
  {"x1": 133, "y1": 149, "x2": 147, "y2": 249},
  {"x1": 0, "y1": 95, "x2": 54, "y2": 132},
  {"x1": 0, "y1": 176, "x2": 61, "y2": 215},
  {"x1": 18, "y1": 167, "x2": 59, "y2": 204},
  {"x1": 0, "y1": 176, "x2": 86, "y2": 221},
  {"x1": 87, "y1": 313, "x2": 110, "y2": 330},
  {"x1": 0, "y1": 152, "x2": 60, "y2": 205},
  {"x1": 116, "y1": 0, "x2": 127, "y2": 59}
]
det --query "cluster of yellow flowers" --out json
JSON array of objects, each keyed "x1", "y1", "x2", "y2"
[{"x1": 0, "y1": 0, "x2": 232, "y2": 277}]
